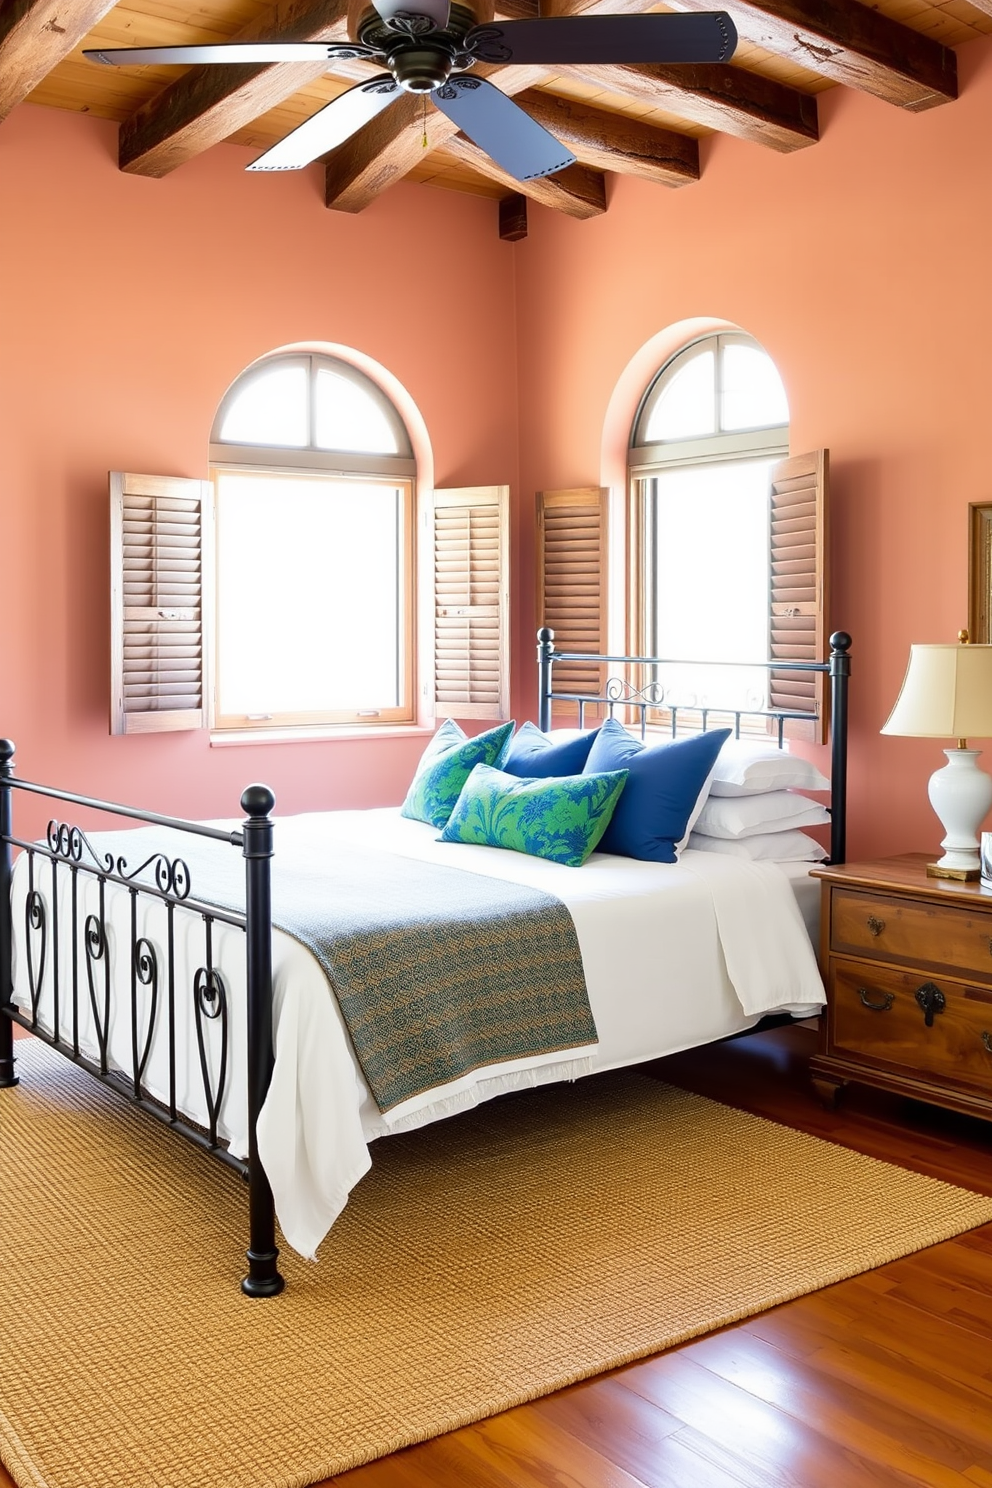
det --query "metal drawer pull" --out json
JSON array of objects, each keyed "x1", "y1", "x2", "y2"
[
  {"x1": 983, "y1": 1032, "x2": 992, "y2": 1054},
  {"x1": 866, "y1": 915, "x2": 885, "y2": 937},
  {"x1": 858, "y1": 988, "x2": 894, "y2": 1012},
  {"x1": 915, "y1": 982, "x2": 946, "y2": 1027}
]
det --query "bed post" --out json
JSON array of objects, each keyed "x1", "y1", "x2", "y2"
[
  {"x1": 240, "y1": 783, "x2": 284, "y2": 1297},
  {"x1": 0, "y1": 741, "x2": 17, "y2": 1088},
  {"x1": 828, "y1": 633, "x2": 851, "y2": 866},
  {"x1": 538, "y1": 627, "x2": 555, "y2": 733}
]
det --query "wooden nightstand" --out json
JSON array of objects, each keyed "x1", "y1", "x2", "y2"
[{"x1": 811, "y1": 854, "x2": 992, "y2": 1122}]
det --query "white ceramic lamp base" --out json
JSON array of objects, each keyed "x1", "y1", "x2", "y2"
[{"x1": 927, "y1": 748, "x2": 992, "y2": 879}]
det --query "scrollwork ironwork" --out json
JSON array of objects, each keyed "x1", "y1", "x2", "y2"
[
  {"x1": 605, "y1": 676, "x2": 667, "y2": 708},
  {"x1": 24, "y1": 888, "x2": 46, "y2": 1022},
  {"x1": 114, "y1": 852, "x2": 192, "y2": 901},
  {"x1": 45, "y1": 818, "x2": 113, "y2": 872},
  {"x1": 131, "y1": 936, "x2": 159, "y2": 1096},
  {"x1": 84, "y1": 910, "x2": 111, "y2": 1069},
  {"x1": 194, "y1": 965, "x2": 228, "y2": 1148}
]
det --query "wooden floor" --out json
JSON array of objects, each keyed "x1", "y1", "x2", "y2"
[{"x1": 5, "y1": 1022, "x2": 992, "y2": 1487}]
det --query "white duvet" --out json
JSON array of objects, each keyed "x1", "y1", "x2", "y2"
[{"x1": 10, "y1": 808, "x2": 825, "y2": 1258}]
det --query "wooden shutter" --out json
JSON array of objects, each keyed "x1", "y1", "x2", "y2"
[
  {"x1": 110, "y1": 472, "x2": 212, "y2": 735},
  {"x1": 536, "y1": 487, "x2": 608, "y2": 709},
  {"x1": 432, "y1": 485, "x2": 509, "y2": 720},
  {"x1": 768, "y1": 450, "x2": 829, "y2": 744}
]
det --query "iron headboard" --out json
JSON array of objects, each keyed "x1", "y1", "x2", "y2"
[{"x1": 536, "y1": 629, "x2": 852, "y2": 866}]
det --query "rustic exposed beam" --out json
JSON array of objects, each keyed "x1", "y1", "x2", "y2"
[
  {"x1": 0, "y1": 0, "x2": 119, "y2": 123},
  {"x1": 445, "y1": 132, "x2": 607, "y2": 217},
  {"x1": 546, "y1": 0, "x2": 957, "y2": 111},
  {"x1": 516, "y1": 88, "x2": 697, "y2": 186},
  {"x1": 324, "y1": 60, "x2": 546, "y2": 211},
  {"x1": 499, "y1": 194, "x2": 528, "y2": 240},
  {"x1": 118, "y1": 0, "x2": 353, "y2": 177},
  {"x1": 570, "y1": 61, "x2": 818, "y2": 153}
]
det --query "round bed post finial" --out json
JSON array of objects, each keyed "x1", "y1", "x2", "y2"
[
  {"x1": 0, "y1": 740, "x2": 19, "y2": 1088},
  {"x1": 240, "y1": 781, "x2": 284, "y2": 1297}
]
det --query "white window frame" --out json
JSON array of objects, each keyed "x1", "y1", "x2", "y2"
[
  {"x1": 209, "y1": 352, "x2": 418, "y2": 734},
  {"x1": 627, "y1": 334, "x2": 789, "y2": 723}
]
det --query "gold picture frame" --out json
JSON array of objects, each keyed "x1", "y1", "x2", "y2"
[{"x1": 969, "y1": 503, "x2": 992, "y2": 645}]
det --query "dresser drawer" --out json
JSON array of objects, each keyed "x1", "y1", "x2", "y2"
[
  {"x1": 829, "y1": 958, "x2": 992, "y2": 1089},
  {"x1": 830, "y1": 888, "x2": 992, "y2": 982}
]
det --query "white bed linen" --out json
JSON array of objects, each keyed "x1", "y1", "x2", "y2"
[{"x1": 10, "y1": 808, "x2": 825, "y2": 1258}]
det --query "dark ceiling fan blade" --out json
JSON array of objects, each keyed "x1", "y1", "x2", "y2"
[
  {"x1": 247, "y1": 77, "x2": 400, "y2": 171},
  {"x1": 466, "y1": 12, "x2": 737, "y2": 66},
  {"x1": 431, "y1": 78, "x2": 575, "y2": 181},
  {"x1": 370, "y1": 0, "x2": 450, "y2": 31},
  {"x1": 83, "y1": 42, "x2": 367, "y2": 66}
]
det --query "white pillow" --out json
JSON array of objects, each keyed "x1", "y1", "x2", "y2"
[
  {"x1": 708, "y1": 739, "x2": 830, "y2": 798},
  {"x1": 688, "y1": 828, "x2": 828, "y2": 862},
  {"x1": 693, "y1": 790, "x2": 831, "y2": 839}
]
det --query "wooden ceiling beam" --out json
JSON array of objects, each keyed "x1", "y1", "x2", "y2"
[
  {"x1": 118, "y1": 0, "x2": 352, "y2": 177},
  {"x1": 570, "y1": 60, "x2": 818, "y2": 153},
  {"x1": 546, "y1": 0, "x2": 957, "y2": 111},
  {"x1": 516, "y1": 89, "x2": 698, "y2": 186},
  {"x1": 444, "y1": 132, "x2": 607, "y2": 216},
  {"x1": 0, "y1": 0, "x2": 119, "y2": 124}
]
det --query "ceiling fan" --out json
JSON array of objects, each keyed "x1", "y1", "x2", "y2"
[{"x1": 85, "y1": 2, "x2": 737, "y2": 183}]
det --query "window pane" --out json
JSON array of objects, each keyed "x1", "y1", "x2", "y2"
[
  {"x1": 642, "y1": 349, "x2": 715, "y2": 442},
  {"x1": 314, "y1": 367, "x2": 399, "y2": 454},
  {"x1": 218, "y1": 364, "x2": 308, "y2": 447},
  {"x1": 215, "y1": 472, "x2": 402, "y2": 715},
  {"x1": 721, "y1": 344, "x2": 788, "y2": 431},
  {"x1": 650, "y1": 459, "x2": 772, "y2": 710}
]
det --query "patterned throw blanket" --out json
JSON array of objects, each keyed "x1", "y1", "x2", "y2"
[{"x1": 88, "y1": 824, "x2": 597, "y2": 1113}]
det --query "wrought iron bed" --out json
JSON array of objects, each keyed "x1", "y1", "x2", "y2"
[{"x1": 0, "y1": 629, "x2": 851, "y2": 1297}]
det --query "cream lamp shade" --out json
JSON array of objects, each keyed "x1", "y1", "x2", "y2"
[
  {"x1": 881, "y1": 643, "x2": 992, "y2": 740},
  {"x1": 881, "y1": 641, "x2": 992, "y2": 879}
]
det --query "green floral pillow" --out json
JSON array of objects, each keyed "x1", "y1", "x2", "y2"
[
  {"x1": 401, "y1": 719, "x2": 515, "y2": 827},
  {"x1": 439, "y1": 764, "x2": 629, "y2": 867}
]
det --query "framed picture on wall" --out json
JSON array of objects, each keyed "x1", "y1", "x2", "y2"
[{"x1": 969, "y1": 503, "x2": 992, "y2": 645}]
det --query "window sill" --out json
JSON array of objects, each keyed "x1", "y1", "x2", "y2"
[{"x1": 209, "y1": 723, "x2": 435, "y2": 747}]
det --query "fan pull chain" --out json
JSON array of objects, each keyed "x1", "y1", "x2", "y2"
[{"x1": 422, "y1": 94, "x2": 428, "y2": 149}]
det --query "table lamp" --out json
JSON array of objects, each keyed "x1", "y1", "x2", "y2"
[{"x1": 881, "y1": 632, "x2": 992, "y2": 879}]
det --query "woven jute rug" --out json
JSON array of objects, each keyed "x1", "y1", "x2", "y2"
[{"x1": 3, "y1": 1039, "x2": 992, "y2": 1488}]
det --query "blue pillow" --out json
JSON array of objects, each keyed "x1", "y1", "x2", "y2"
[
  {"x1": 500, "y1": 721, "x2": 600, "y2": 779},
  {"x1": 583, "y1": 719, "x2": 732, "y2": 863},
  {"x1": 401, "y1": 718, "x2": 515, "y2": 828},
  {"x1": 439, "y1": 763, "x2": 628, "y2": 867}
]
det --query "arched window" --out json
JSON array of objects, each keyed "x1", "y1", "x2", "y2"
[
  {"x1": 210, "y1": 352, "x2": 416, "y2": 731},
  {"x1": 628, "y1": 333, "x2": 791, "y2": 718}
]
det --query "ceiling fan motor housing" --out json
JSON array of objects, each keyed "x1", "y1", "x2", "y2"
[{"x1": 355, "y1": 2, "x2": 483, "y2": 91}]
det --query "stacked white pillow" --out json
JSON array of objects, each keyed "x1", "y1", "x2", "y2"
[{"x1": 688, "y1": 739, "x2": 830, "y2": 862}]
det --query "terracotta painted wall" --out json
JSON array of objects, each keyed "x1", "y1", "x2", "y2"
[
  {"x1": 0, "y1": 103, "x2": 520, "y2": 832},
  {"x1": 511, "y1": 37, "x2": 992, "y2": 862},
  {"x1": 3, "y1": 42, "x2": 992, "y2": 857}
]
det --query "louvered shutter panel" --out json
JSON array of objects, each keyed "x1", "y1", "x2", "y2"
[
  {"x1": 768, "y1": 450, "x2": 829, "y2": 744},
  {"x1": 536, "y1": 488, "x2": 608, "y2": 709},
  {"x1": 110, "y1": 472, "x2": 212, "y2": 735},
  {"x1": 432, "y1": 485, "x2": 509, "y2": 720}
]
